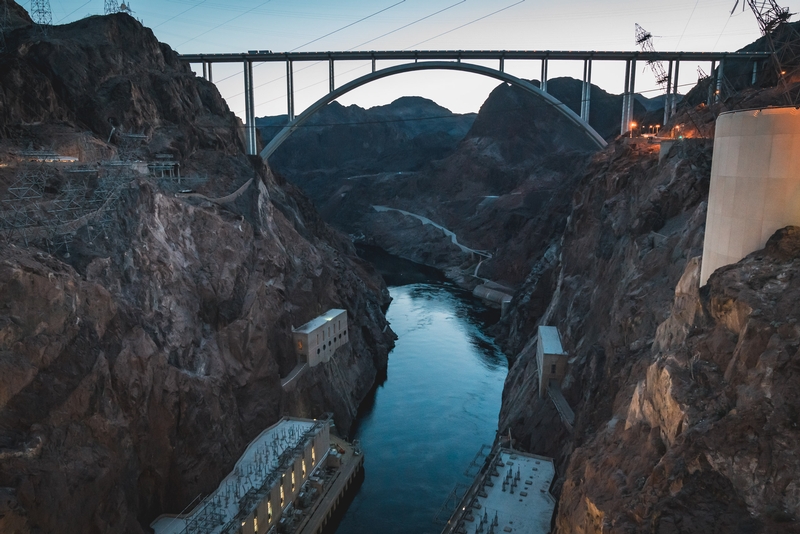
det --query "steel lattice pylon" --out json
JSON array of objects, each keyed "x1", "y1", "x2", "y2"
[
  {"x1": 635, "y1": 23, "x2": 670, "y2": 88},
  {"x1": 30, "y1": 0, "x2": 51, "y2": 26},
  {"x1": 0, "y1": 1, "x2": 10, "y2": 51},
  {"x1": 104, "y1": 0, "x2": 120, "y2": 15},
  {"x1": 734, "y1": 0, "x2": 800, "y2": 102}
]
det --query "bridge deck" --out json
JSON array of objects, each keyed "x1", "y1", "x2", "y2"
[{"x1": 180, "y1": 49, "x2": 770, "y2": 64}]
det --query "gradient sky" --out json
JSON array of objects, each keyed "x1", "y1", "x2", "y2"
[{"x1": 36, "y1": 0, "x2": 800, "y2": 119}]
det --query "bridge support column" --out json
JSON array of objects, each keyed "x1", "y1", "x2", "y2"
[
  {"x1": 715, "y1": 59, "x2": 724, "y2": 103},
  {"x1": 540, "y1": 59, "x2": 548, "y2": 93},
  {"x1": 663, "y1": 60, "x2": 673, "y2": 126},
  {"x1": 581, "y1": 59, "x2": 592, "y2": 122},
  {"x1": 752, "y1": 61, "x2": 758, "y2": 85},
  {"x1": 287, "y1": 60, "x2": 295, "y2": 121},
  {"x1": 621, "y1": 60, "x2": 631, "y2": 135},
  {"x1": 626, "y1": 59, "x2": 636, "y2": 133},
  {"x1": 329, "y1": 58, "x2": 335, "y2": 93},
  {"x1": 707, "y1": 60, "x2": 716, "y2": 106},
  {"x1": 671, "y1": 60, "x2": 680, "y2": 118},
  {"x1": 371, "y1": 56, "x2": 376, "y2": 73},
  {"x1": 202, "y1": 62, "x2": 207, "y2": 80},
  {"x1": 499, "y1": 57, "x2": 504, "y2": 73},
  {"x1": 207, "y1": 62, "x2": 213, "y2": 83},
  {"x1": 243, "y1": 60, "x2": 256, "y2": 155}
]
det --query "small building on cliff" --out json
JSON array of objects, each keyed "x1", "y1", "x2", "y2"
[
  {"x1": 537, "y1": 325, "x2": 567, "y2": 398},
  {"x1": 292, "y1": 309, "x2": 348, "y2": 367}
]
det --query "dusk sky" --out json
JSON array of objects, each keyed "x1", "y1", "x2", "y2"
[{"x1": 38, "y1": 0, "x2": 800, "y2": 119}]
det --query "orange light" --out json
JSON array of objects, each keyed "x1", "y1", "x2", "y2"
[{"x1": 630, "y1": 122, "x2": 637, "y2": 128}]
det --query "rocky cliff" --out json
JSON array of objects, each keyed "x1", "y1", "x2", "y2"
[
  {"x1": 266, "y1": 81, "x2": 610, "y2": 290},
  {"x1": 0, "y1": 4, "x2": 393, "y2": 533},
  {"x1": 497, "y1": 69, "x2": 800, "y2": 531}
]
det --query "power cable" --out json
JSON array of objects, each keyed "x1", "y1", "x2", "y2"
[
  {"x1": 176, "y1": 0, "x2": 273, "y2": 48},
  {"x1": 350, "y1": 0, "x2": 467, "y2": 50},
  {"x1": 152, "y1": 0, "x2": 208, "y2": 30},
  {"x1": 56, "y1": 0, "x2": 91, "y2": 23},
  {"x1": 405, "y1": 0, "x2": 526, "y2": 49},
  {"x1": 674, "y1": 0, "x2": 700, "y2": 50},
  {"x1": 289, "y1": 0, "x2": 407, "y2": 52},
  {"x1": 208, "y1": 0, "x2": 408, "y2": 86}
]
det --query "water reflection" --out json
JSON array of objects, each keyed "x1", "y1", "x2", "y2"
[{"x1": 332, "y1": 283, "x2": 507, "y2": 534}]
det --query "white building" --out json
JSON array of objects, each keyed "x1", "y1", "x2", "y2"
[
  {"x1": 292, "y1": 309, "x2": 348, "y2": 367},
  {"x1": 537, "y1": 326, "x2": 567, "y2": 398},
  {"x1": 151, "y1": 417, "x2": 331, "y2": 534}
]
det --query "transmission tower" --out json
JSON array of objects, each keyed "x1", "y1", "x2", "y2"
[
  {"x1": 30, "y1": 0, "x2": 52, "y2": 26},
  {"x1": 732, "y1": 0, "x2": 800, "y2": 102},
  {"x1": 0, "y1": 1, "x2": 9, "y2": 52},
  {"x1": 104, "y1": 0, "x2": 120, "y2": 15},
  {"x1": 635, "y1": 24, "x2": 670, "y2": 88}
]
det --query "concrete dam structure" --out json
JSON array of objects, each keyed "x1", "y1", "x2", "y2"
[{"x1": 701, "y1": 106, "x2": 800, "y2": 285}]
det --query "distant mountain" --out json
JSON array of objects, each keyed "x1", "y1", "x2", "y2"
[{"x1": 257, "y1": 96, "x2": 475, "y2": 177}]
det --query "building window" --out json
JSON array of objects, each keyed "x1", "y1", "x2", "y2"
[
  {"x1": 268, "y1": 502, "x2": 272, "y2": 522},
  {"x1": 312, "y1": 448, "x2": 316, "y2": 465},
  {"x1": 317, "y1": 348, "x2": 320, "y2": 354},
  {"x1": 280, "y1": 479, "x2": 285, "y2": 505},
  {"x1": 292, "y1": 471, "x2": 296, "y2": 490},
  {"x1": 297, "y1": 341, "x2": 303, "y2": 350},
  {"x1": 551, "y1": 364, "x2": 556, "y2": 374},
  {"x1": 254, "y1": 515, "x2": 258, "y2": 533}
]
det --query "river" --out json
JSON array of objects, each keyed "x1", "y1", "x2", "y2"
[{"x1": 331, "y1": 251, "x2": 508, "y2": 534}]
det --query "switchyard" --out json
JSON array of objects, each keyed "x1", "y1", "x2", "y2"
[
  {"x1": 442, "y1": 447, "x2": 556, "y2": 534},
  {"x1": 151, "y1": 416, "x2": 363, "y2": 534}
]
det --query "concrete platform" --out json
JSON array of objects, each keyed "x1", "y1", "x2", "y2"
[{"x1": 443, "y1": 448, "x2": 556, "y2": 534}]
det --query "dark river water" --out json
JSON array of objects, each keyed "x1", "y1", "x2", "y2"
[{"x1": 331, "y1": 253, "x2": 508, "y2": 534}]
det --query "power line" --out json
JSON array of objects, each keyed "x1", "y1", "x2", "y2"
[
  {"x1": 56, "y1": 0, "x2": 91, "y2": 23},
  {"x1": 406, "y1": 0, "x2": 527, "y2": 49},
  {"x1": 152, "y1": 0, "x2": 207, "y2": 29},
  {"x1": 674, "y1": 0, "x2": 700, "y2": 50},
  {"x1": 289, "y1": 0, "x2": 407, "y2": 52},
  {"x1": 176, "y1": 0, "x2": 273, "y2": 48},
  {"x1": 349, "y1": 0, "x2": 466, "y2": 50}
]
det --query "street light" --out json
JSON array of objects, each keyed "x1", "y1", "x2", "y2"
[{"x1": 630, "y1": 121, "x2": 637, "y2": 138}]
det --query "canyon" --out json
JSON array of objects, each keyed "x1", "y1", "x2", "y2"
[{"x1": 1, "y1": 1, "x2": 800, "y2": 533}]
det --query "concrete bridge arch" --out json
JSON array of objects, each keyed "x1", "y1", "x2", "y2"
[{"x1": 258, "y1": 60, "x2": 607, "y2": 162}]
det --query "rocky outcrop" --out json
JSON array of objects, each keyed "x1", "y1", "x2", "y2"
[
  {"x1": 0, "y1": 5, "x2": 394, "y2": 533},
  {"x1": 270, "y1": 81, "x2": 598, "y2": 290},
  {"x1": 497, "y1": 116, "x2": 800, "y2": 530},
  {"x1": 259, "y1": 96, "x2": 475, "y2": 179}
]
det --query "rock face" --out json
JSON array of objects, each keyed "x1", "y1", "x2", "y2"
[
  {"x1": 497, "y1": 114, "x2": 800, "y2": 530},
  {"x1": 0, "y1": 5, "x2": 394, "y2": 533},
  {"x1": 267, "y1": 81, "x2": 602, "y2": 289},
  {"x1": 258, "y1": 96, "x2": 476, "y2": 178}
]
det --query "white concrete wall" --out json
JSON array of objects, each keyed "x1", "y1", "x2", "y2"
[{"x1": 701, "y1": 107, "x2": 800, "y2": 285}]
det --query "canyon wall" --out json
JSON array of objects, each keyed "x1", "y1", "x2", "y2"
[
  {"x1": 498, "y1": 96, "x2": 800, "y2": 531},
  {"x1": 0, "y1": 6, "x2": 393, "y2": 533}
]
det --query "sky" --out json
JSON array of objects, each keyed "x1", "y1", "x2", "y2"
[{"x1": 34, "y1": 0, "x2": 800, "y2": 119}]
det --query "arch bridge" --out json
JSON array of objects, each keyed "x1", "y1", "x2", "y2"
[{"x1": 179, "y1": 49, "x2": 770, "y2": 157}]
